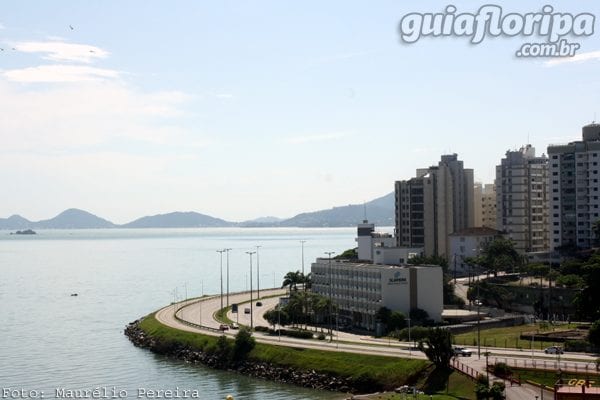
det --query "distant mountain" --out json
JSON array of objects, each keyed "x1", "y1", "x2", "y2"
[
  {"x1": 278, "y1": 192, "x2": 394, "y2": 227},
  {"x1": 0, "y1": 191, "x2": 396, "y2": 230},
  {"x1": 121, "y1": 211, "x2": 234, "y2": 228},
  {"x1": 0, "y1": 215, "x2": 34, "y2": 230},
  {"x1": 35, "y1": 208, "x2": 116, "y2": 229}
]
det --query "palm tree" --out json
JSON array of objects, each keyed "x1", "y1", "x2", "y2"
[{"x1": 281, "y1": 270, "x2": 302, "y2": 292}]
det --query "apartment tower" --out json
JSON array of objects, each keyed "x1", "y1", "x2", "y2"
[
  {"x1": 395, "y1": 154, "x2": 474, "y2": 258},
  {"x1": 495, "y1": 145, "x2": 549, "y2": 253},
  {"x1": 548, "y1": 123, "x2": 600, "y2": 250}
]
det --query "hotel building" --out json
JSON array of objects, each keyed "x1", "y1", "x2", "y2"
[{"x1": 311, "y1": 258, "x2": 443, "y2": 330}]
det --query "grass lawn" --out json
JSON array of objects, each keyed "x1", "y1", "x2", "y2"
[
  {"x1": 359, "y1": 368, "x2": 477, "y2": 399},
  {"x1": 139, "y1": 313, "x2": 430, "y2": 391},
  {"x1": 453, "y1": 323, "x2": 579, "y2": 350},
  {"x1": 511, "y1": 368, "x2": 600, "y2": 388}
]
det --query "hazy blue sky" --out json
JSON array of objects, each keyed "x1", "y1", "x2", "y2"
[{"x1": 1, "y1": 1, "x2": 599, "y2": 223}]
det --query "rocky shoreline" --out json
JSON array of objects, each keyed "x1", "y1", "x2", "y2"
[{"x1": 124, "y1": 319, "x2": 363, "y2": 394}]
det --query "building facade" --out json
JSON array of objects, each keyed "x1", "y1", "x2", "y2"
[
  {"x1": 474, "y1": 183, "x2": 497, "y2": 229},
  {"x1": 311, "y1": 258, "x2": 443, "y2": 330},
  {"x1": 395, "y1": 154, "x2": 474, "y2": 258},
  {"x1": 548, "y1": 123, "x2": 600, "y2": 250},
  {"x1": 495, "y1": 145, "x2": 550, "y2": 253},
  {"x1": 448, "y1": 227, "x2": 503, "y2": 276}
]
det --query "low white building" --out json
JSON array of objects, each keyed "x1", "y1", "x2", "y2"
[
  {"x1": 311, "y1": 258, "x2": 443, "y2": 330},
  {"x1": 448, "y1": 227, "x2": 502, "y2": 276},
  {"x1": 356, "y1": 220, "x2": 422, "y2": 264}
]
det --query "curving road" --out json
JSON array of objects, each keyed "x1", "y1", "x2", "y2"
[{"x1": 152, "y1": 288, "x2": 598, "y2": 399}]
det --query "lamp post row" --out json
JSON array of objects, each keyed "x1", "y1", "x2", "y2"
[{"x1": 209, "y1": 241, "x2": 308, "y2": 331}]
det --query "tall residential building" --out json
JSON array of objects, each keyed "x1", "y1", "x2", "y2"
[
  {"x1": 495, "y1": 145, "x2": 549, "y2": 253},
  {"x1": 474, "y1": 183, "x2": 497, "y2": 229},
  {"x1": 548, "y1": 123, "x2": 600, "y2": 250},
  {"x1": 395, "y1": 154, "x2": 474, "y2": 258}
]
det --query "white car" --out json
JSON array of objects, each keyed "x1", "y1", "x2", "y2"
[
  {"x1": 453, "y1": 346, "x2": 473, "y2": 357},
  {"x1": 544, "y1": 346, "x2": 564, "y2": 354}
]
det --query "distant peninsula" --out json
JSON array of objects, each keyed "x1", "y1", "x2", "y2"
[
  {"x1": 0, "y1": 192, "x2": 394, "y2": 230},
  {"x1": 11, "y1": 229, "x2": 37, "y2": 235}
]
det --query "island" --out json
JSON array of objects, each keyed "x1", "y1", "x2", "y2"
[{"x1": 11, "y1": 229, "x2": 37, "y2": 235}]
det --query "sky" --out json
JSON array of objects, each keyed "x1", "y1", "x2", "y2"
[{"x1": 1, "y1": 0, "x2": 600, "y2": 223}]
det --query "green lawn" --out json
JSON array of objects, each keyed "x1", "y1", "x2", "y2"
[
  {"x1": 453, "y1": 323, "x2": 578, "y2": 349},
  {"x1": 359, "y1": 368, "x2": 476, "y2": 399},
  {"x1": 139, "y1": 313, "x2": 429, "y2": 392},
  {"x1": 511, "y1": 368, "x2": 600, "y2": 388}
]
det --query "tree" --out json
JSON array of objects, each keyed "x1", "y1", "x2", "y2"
[
  {"x1": 388, "y1": 311, "x2": 407, "y2": 331},
  {"x1": 264, "y1": 308, "x2": 289, "y2": 327},
  {"x1": 410, "y1": 308, "x2": 430, "y2": 326},
  {"x1": 417, "y1": 327, "x2": 454, "y2": 369},
  {"x1": 594, "y1": 220, "x2": 600, "y2": 246},
  {"x1": 215, "y1": 335, "x2": 232, "y2": 361},
  {"x1": 334, "y1": 248, "x2": 358, "y2": 260},
  {"x1": 233, "y1": 326, "x2": 255, "y2": 361},
  {"x1": 589, "y1": 319, "x2": 600, "y2": 349},
  {"x1": 574, "y1": 257, "x2": 600, "y2": 320},
  {"x1": 375, "y1": 306, "x2": 392, "y2": 325},
  {"x1": 408, "y1": 255, "x2": 448, "y2": 272},
  {"x1": 477, "y1": 238, "x2": 522, "y2": 276},
  {"x1": 281, "y1": 271, "x2": 303, "y2": 292}
]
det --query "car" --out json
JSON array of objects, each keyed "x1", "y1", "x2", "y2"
[
  {"x1": 229, "y1": 323, "x2": 239, "y2": 330},
  {"x1": 453, "y1": 346, "x2": 473, "y2": 357},
  {"x1": 474, "y1": 299, "x2": 483, "y2": 306},
  {"x1": 544, "y1": 346, "x2": 564, "y2": 354},
  {"x1": 256, "y1": 301, "x2": 262, "y2": 306},
  {"x1": 219, "y1": 324, "x2": 229, "y2": 331}
]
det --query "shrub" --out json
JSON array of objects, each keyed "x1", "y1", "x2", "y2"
[
  {"x1": 233, "y1": 327, "x2": 255, "y2": 361},
  {"x1": 279, "y1": 329, "x2": 313, "y2": 339},
  {"x1": 317, "y1": 333, "x2": 326, "y2": 340},
  {"x1": 216, "y1": 335, "x2": 232, "y2": 359},
  {"x1": 565, "y1": 340, "x2": 591, "y2": 352},
  {"x1": 492, "y1": 362, "x2": 512, "y2": 378},
  {"x1": 589, "y1": 320, "x2": 600, "y2": 349},
  {"x1": 254, "y1": 326, "x2": 270, "y2": 333}
]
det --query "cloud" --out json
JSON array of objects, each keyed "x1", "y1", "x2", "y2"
[
  {"x1": 2, "y1": 64, "x2": 120, "y2": 83},
  {"x1": 0, "y1": 22, "x2": 5, "y2": 30},
  {"x1": 215, "y1": 93, "x2": 234, "y2": 99},
  {"x1": 14, "y1": 41, "x2": 109, "y2": 63},
  {"x1": 545, "y1": 50, "x2": 600, "y2": 66},
  {"x1": 0, "y1": 79, "x2": 193, "y2": 151},
  {"x1": 287, "y1": 132, "x2": 347, "y2": 144}
]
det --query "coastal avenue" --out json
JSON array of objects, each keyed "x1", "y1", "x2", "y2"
[{"x1": 155, "y1": 288, "x2": 597, "y2": 399}]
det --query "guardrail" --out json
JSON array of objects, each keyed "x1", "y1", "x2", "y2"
[
  {"x1": 491, "y1": 357, "x2": 600, "y2": 374},
  {"x1": 451, "y1": 358, "x2": 480, "y2": 381}
]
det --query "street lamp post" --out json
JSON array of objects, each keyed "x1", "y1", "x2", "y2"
[
  {"x1": 217, "y1": 249, "x2": 226, "y2": 311},
  {"x1": 225, "y1": 248, "x2": 232, "y2": 307},
  {"x1": 453, "y1": 253, "x2": 457, "y2": 284},
  {"x1": 300, "y1": 240, "x2": 306, "y2": 276},
  {"x1": 325, "y1": 251, "x2": 335, "y2": 342},
  {"x1": 408, "y1": 317, "x2": 412, "y2": 358},
  {"x1": 256, "y1": 246, "x2": 261, "y2": 299},
  {"x1": 477, "y1": 277, "x2": 481, "y2": 359},
  {"x1": 246, "y1": 251, "x2": 256, "y2": 329}
]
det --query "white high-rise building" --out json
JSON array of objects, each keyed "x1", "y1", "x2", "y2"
[
  {"x1": 495, "y1": 145, "x2": 549, "y2": 253},
  {"x1": 548, "y1": 123, "x2": 600, "y2": 250},
  {"x1": 395, "y1": 154, "x2": 474, "y2": 258}
]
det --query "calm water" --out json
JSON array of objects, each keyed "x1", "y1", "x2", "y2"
[{"x1": 0, "y1": 227, "x2": 382, "y2": 400}]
